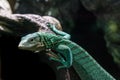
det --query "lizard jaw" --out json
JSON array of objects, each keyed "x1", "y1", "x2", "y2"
[{"x1": 18, "y1": 43, "x2": 25, "y2": 49}]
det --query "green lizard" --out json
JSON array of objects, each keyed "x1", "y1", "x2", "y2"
[{"x1": 18, "y1": 23, "x2": 116, "y2": 80}]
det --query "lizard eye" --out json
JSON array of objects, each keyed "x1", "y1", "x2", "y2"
[
  {"x1": 29, "y1": 37, "x2": 40, "y2": 43},
  {"x1": 29, "y1": 38, "x2": 34, "y2": 42}
]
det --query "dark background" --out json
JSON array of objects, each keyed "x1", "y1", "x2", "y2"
[{"x1": 1, "y1": 0, "x2": 120, "y2": 80}]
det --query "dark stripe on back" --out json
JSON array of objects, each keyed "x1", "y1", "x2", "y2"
[
  {"x1": 71, "y1": 45, "x2": 79, "y2": 50},
  {"x1": 73, "y1": 48, "x2": 87, "y2": 57},
  {"x1": 75, "y1": 55, "x2": 90, "y2": 62},
  {"x1": 82, "y1": 59, "x2": 96, "y2": 69},
  {"x1": 43, "y1": 36, "x2": 48, "y2": 45},
  {"x1": 77, "y1": 55, "x2": 90, "y2": 61}
]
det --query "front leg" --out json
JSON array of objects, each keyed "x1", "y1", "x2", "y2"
[
  {"x1": 48, "y1": 50, "x2": 66, "y2": 64},
  {"x1": 46, "y1": 23, "x2": 71, "y2": 39},
  {"x1": 54, "y1": 44, "x2": 73, "y2": 70}
]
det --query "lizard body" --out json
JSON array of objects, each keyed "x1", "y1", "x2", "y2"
[{"x1": 18, "y1": 24, "x2": 116, "y2": 80}]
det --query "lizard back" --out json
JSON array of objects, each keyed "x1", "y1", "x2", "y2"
[{"x1": 46, "y1": 34, "x2": 115, "y2": 80}]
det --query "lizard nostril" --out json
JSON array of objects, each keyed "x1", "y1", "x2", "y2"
[{"x1": 18, "y1": 43, "x2": 23, "y2": 48}]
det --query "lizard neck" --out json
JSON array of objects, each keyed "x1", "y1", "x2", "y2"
[{"x1": 42, "y1": 33, "x2": 62, "y2": 49}]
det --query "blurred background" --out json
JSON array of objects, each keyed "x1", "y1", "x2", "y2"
[{"x1": 1, "y1": 0, "x2": 120, "y2": 80}]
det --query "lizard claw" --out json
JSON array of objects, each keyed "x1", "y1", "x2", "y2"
[
  {"x1": 57, "y1": 61, "x2": 71, "y2": 70},
  {"x1": 57, "y1": 65, "x2": 67, "y2": 70},
  {"x1": 49, "y1": 55, "x2": 66, "y2": 63},
  {"x1": 49, "y1": 54, "x2": 70, "y2": 70},
  {"x1": 46, "y1": 22, "x2": 52, "y2": 28}
]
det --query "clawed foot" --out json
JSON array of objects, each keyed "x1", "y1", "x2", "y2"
[
  {"x1": 49, "y1": 54, "x2": 65, "y2": 64},
  {"x1": 57, "y1": 62, "x2": 68, "y2": 70},
  {"x1": 48, "y1": 50, "x2": 71, "y2": 70},
  {"x1": 46, "y1": 22, "x2": 55, "y2": 30},
  {"x1": 46, "y1": 22, "x2": 53, "y2": 28},
  {"x1": 49, "y1": 53, "x2": 70, "y2": 70},
  {"x1": 49, "y1": 57, "x2": 69, "y2": 70}
]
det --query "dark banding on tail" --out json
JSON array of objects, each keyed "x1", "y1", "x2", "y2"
[{"x1": 60, "y1": 39, "x2": 115, "y2": 80}]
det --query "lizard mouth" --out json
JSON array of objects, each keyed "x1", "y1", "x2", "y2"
[{"x1": 18, "y1": 43, "x2": 45, "y2": 52}]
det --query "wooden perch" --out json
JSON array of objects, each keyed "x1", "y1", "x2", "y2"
[
  {"x1": 0, "y1": 0, "x2": 72, "y2": 80},
  {"x1": 0, "y1": 13, "x2": 71, "y2": 80}
]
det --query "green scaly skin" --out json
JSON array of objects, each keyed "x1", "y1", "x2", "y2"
[{"x1": 18, "y1": 23, "x2": 116, "y2": 80}]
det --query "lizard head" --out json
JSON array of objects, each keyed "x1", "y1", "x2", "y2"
[{"x1": 18, "y1": 32, "x2": 45, "y2": 52}]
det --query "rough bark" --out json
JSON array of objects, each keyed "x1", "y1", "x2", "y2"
[
  {"x1": 0, "y1": 0, "x2": 12, "y2": 79},
  {"x1": 0, "y1": 0, "x2": 81, "y2": 80}
]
